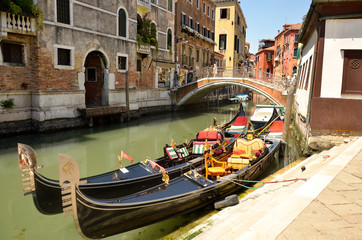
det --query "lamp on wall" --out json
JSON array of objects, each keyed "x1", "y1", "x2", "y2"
[{"x1": 176, "y1": 36, "x2": 188, "y2": 43}]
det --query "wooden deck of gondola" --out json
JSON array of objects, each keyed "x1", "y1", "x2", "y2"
[{"x1": 179, "y1": 137, "x2": 362, "y2": 240}]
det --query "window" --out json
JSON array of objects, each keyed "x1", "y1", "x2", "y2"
[
  {"x1": 293, "y1": 47, "x2": 298, "y2": 58},
  {"x1": 168, "y1": 0, "x2": 173, "y2": 12},
  {"x1": 58, "y1": 48, "x2": 71, "y2": 66},
  {"x1": 137, "y1": 59, "x2": 142, "y2": 72},
  {"x1": 86, "y1": 68, "x2": 96, "y2": 82},
  {"x1": 207, "y1": 6, "x2": 210, "y2": 17},
  {"x1": 189, "y1": 0, "x2": 192, "y2": 3},
  {"x1": 56, "y1": 0, "x2": 70, "y2": 24},
  {"x1": 167, "y1": 29, "x2": 172, "y2": 50},
  {"x1": 220, "y1": 8, "x2": 229, "y2": 19},
  {"x1": 219, "y1": 34, "x2": 227, "y2": 50},
  {"x1": 1, "y1": 42, "x2": 24, "y2": 65},
  {"x1": 189, "y1": 17, "x2": 193, "y2": 29},
  {"x1": 203, "y1": 2, "x2": 206, "y2": 14},
  {"x1": 117, "y1": 54, "x2": 128, "y2": 72},
  {"x1": 196, "y1": 23, "x2": 200, "y2": 33},
  {"x1": 211, "y1": 9, "x2": 214, "y2": 20},
  {"x1": 196, "y1": 49, "x2": 199, "y2": 62},
  {"x1": 118, "y1": 9, "x2": 127, "y2": 37},
  {"x1": 211, "y1": 32, "x2": 214, "y2": 41},
  {"x1": 342, "y1": 50, "x2": 362, "y2": 95},
  {"x1": 54, "y1": 45, "x2": 74, "y2": 69},
  {"x1": 182, "y1": 13, "x2": 186, "y2": 26},
  {"x1": 151, "y1": 0, "x2": 157, "y2": 4},
  {"x1": 196, "y1": 0, "x2": 199, "y2": 9},
  {"x1": 234, "y1": 35, "x2": 237, "y2": 51}
]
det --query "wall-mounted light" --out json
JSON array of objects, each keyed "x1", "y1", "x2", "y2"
[{"x1": 176, "y1": 36, "x2": 188, "y2": 43}]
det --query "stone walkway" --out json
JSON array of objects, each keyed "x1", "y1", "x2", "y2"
[
  {"x1": 179, "y1": 137, "x2": 362, "y2": 240},
  {"x1": 277, "y1": 149, "x2": 362, "y2": 240}
]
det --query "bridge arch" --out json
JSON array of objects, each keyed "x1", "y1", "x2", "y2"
[{"x1": 176, "y1": 78, "x2": 285, "y2": 107}]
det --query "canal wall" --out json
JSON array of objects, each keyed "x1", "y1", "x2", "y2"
[{"x1": 0, "y1": 88, "x2": 173, "y2": 136}]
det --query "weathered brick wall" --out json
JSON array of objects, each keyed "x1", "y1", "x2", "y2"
[{"x1": 0, "y1": 34, "x2": 37, "y2": 91}]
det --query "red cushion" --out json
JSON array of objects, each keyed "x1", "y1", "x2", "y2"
[
  {"x1": 233, "y1": 149, "x2": 246, "y2": 155},
  {"x1": 193, "y1": 141, "x2": 218, "y2": 145},
  {"x1": 233, "y1": 116, "x2": 248, "y2": 126},
  {"x1": 197, "y1": 130, "x2": 219, "y2": 140},
  {"x1": 269, "y1": 121, "x2": 284, "y2": 132}
]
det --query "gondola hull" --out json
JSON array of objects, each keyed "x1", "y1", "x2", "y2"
[{"x1": 62, "y1": 139, "x2": 280, "y2": 239}]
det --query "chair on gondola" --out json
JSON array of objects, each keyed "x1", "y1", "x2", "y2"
[{"x1": 204, "y1": 144, "x2": 229, "y2": 180}]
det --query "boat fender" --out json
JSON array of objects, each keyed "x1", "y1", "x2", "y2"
[{"x1": 214, "y1": 194, "x2": 239, "y2": 210}]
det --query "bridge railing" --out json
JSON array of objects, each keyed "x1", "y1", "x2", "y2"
[{"x1": 187, "y1": 66, "x2": 289, "y2": 91}]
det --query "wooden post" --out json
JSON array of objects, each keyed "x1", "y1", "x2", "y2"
[
  {"x1": 282, "y1": 86, "x2": 295, "y2": 142},
  {"x1": 125, "y1": 71, "x2": 130, "y2": 121}
]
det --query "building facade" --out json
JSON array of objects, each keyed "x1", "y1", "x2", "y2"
[
  {"x1": 174, "y1": 0, "x2": 216, "y2": 84},
  {"x1": 273, "y1": 23, "x2": 301, "y2": 78},
  {"x1": 0, "y1": 0, "x2": 176, "y2": 135},
  {"x1": 295, "y1": 0, "x2": 362, "y2": 150},
  {"x1": 137, "y1": 0, "x2": 175, "y2": 89},
  {"x1": 214, "y1": 0, "x2": 247, "y2": 68},
  {"x1": 254, "y1": 39, "x2": 275, "y2": 80}
]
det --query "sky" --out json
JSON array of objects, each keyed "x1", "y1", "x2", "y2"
[{"x1": 240, "y1": 0, "x2": 312, "y2": 53}]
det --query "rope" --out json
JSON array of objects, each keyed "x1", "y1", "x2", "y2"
[{"x1": 225, "y1": 177, "x2": 309, "y2": 189}]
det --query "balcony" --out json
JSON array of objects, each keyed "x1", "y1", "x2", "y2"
[
  {"x1": 137, "y1": 0, "x2": 150, "y2": 14},
  {"x1": 137, "y1": 42, "x2": 151, "y2": 55},
  {"x1": 0, "y1": 12, "x2": 36, "y2": 38}
]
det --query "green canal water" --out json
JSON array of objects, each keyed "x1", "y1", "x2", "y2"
[{"x1": 0, "y1": 98, "x2": 299, "y2": 240}]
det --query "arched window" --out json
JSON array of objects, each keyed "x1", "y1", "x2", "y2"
[
  {"x1": 118, "y1": 9, "x2": 127, "y2": 37},
  {"x1": 167, "y1": 29, "x2": 172, "y2": 50}
]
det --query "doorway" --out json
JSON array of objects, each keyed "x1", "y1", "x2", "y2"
[{"x1": 84, "y1": 51, "x2": 107, "y2": 107}]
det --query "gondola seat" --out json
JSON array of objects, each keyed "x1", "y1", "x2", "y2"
[
  {"x1": 227, "y1": 138, "x2": 265, "y2": 169},
  {"x1": 165, "y1": 147, "x2": 180, "y2": 160}
]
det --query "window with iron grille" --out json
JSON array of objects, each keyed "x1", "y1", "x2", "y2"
[
  {"x1": 118, "y1": 9, "x2": 127, "y2": 37},
  {"x1": 58, "y1": 48, "x2": 71, "y2": 66},
  {"x1": 57, "y1": 0, "x2": 70, "y2": 24},
  {"x1": 2, "y1": 42, "x2": 24, "y2": 65},
  {"x1": 118, "y1": 56, "x2": 127, "y2": 71}
]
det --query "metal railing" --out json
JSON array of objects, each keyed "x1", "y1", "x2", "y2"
[{"x1": 178, "y1": 66, "x2": 288, "y2": 91}]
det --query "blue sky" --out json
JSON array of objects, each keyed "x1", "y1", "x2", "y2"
[{"x1": 240, "y1": 0, "x2": 312, "y2": 53}]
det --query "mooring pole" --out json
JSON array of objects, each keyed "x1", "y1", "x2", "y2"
[
  {"x1": 282, "y1": 85, "x2": 295, "y2": 142},
  {"x1": 125, "y1": 71, "x2": 130, "y2": 121}
]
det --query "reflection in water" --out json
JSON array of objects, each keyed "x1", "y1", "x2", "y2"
[{"x1": 0, "y1": 95, "x2": 298, "y2": 240}]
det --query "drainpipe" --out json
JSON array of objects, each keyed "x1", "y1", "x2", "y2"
[{"x1": 125, "y1": 71, "x2": 130, "y2": 121}]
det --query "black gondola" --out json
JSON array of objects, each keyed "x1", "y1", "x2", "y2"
[
  {"x1": 18, "y1": 130, "x2": 231, "y2": 215},
  {"x1": 60, "y1": 137, "x2": 280, "y2": 239}
]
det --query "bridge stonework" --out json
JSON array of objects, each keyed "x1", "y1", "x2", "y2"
[{"x1": 175, "y1": 78, "x2": 287, "y2": 107}]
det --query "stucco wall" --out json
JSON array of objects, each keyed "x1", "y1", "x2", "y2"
[
  {"x1": 321, "y1": 19, "x2": 362, "y2": 98},
  {"x1": 295, "y1": 31, "x2": 315, "y2": 118}
]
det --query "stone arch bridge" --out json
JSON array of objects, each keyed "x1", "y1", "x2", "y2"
[{"x1": 174, "y1": 68, "x2": 288, "y2": 107}]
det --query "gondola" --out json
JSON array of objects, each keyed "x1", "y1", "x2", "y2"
[
  {"x1": 18, "y1": 130, "x2": 230, "y2": 215},
  {"x1": 60, "y1": 136, "x2": 281, "y2": 239}
]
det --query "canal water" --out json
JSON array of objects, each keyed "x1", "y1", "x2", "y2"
[{"x1": 0, "y1": 95, "x2": 298, "y2": 240}]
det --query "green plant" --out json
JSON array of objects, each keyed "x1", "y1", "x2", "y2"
[
  {"x1": 1, "y1": 98, "x2": 15, "y2": 109},
  {"x1": 137, "y1": 14, "x2": 159, "y2": 53},
  {"x1": 168, "y1": 46, "x2": 173, "y2": 55}
]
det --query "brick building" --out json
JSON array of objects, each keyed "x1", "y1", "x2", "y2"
[
  {"x1": 0, "y1": 0, "x2": 174, "y2": 135},
  {"x1": 255, "y1": 39, "x2": 275, "y2": 80},
  {"x1": 175, "y1": 0, "x2": 216, "y2": 84},
  {"x1": 273, "y1": 23, "x2": 302, "y2": 78}
]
